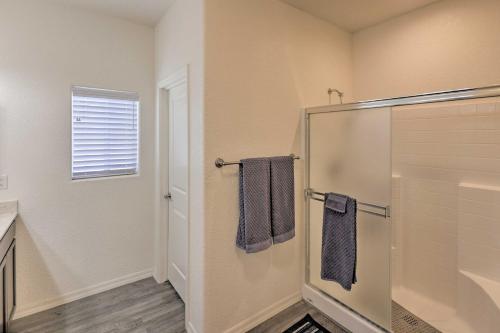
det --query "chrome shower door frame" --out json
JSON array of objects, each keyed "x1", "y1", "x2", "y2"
[{"x1": 303, "y1": 84, "x2": 500, "y2": 333}]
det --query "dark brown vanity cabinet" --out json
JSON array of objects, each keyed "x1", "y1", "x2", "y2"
[{"x1": 0, "y1": 222, "x2": 16, "y2": 333}]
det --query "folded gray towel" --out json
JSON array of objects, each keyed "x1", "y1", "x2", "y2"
[
  {"x1": 236, "y1": 158, "x2": 273, "y2": 253},
  {"x1": 321, "y1": 193, "x2": 357, "y2": 291},
  {"x1": 270, "y1": 156, "x2": 295, "y2": 244},
  {"x1": 325, "y1": 194, "x2": 348, "y2": 213}
]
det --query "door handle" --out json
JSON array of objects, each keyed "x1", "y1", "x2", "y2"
[{"x1": 164, "y1": 193, "x2": 172, "y2": 200}]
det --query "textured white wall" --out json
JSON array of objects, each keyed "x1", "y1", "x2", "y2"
[
  {"x1": 353, "y1": 0, "x2": 500, "y2": 101},
  {"x1": 155, "y1": 0, "x2": 205, "y2": 331},
  {"x1": 203, "y1": 1, "x2": 353, "y2": 332},
  {"x1": 0, "y1": 0, "x2": 155, "y2": 316}
]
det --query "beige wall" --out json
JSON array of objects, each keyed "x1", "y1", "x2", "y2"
[
  {"x1": 0, "y1": 0, "x2": 155, "y2": 317},
  {"x1": 353, "y1": 0, "x2": 500, "y2": 101},
  {"x1": 155, "y1": 0, "x2": 205, "y2": 331},
  {"x1": 203, "y1": 0, "x2": 352, "y2": 331}
]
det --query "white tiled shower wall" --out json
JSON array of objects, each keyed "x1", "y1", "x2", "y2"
[
  {"x1": 391, "y1": 97, "x2": 500, "y2": 331},
  {"x1": 458, "y1": 183, "x2": 500, "y2": 281},
  {"x1": 457, "y1": 183, "x2": 500, "y2": 332}
]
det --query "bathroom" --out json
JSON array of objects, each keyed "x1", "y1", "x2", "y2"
[{"x1": 0, "y1": 0, "x2": 499, "y2": 332}]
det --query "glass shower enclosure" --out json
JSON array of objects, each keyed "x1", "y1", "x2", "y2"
[
  {"x1": 304, "y1": 85, "x2": 500, "y2": 333},
  {"x1": 305, "y1": 107, "x2": 393, "y2": 330}
]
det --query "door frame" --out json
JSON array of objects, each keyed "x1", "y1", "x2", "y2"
[{"x1": 154, "y1": 65, "x2": 190, "y2": 311}]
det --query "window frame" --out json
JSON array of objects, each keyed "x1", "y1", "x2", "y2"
[{"x1": 70, "y1": 86, "x2": 141, "y2": 181}]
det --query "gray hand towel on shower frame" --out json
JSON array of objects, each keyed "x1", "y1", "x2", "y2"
[
  {"x1": 236, "y1": 158, "x2": 273, "y2": 253},
  {"x1": 270, "y1": 156, "x2": 295, "y2": 244},
  {"x1": 321, "y1": 193, "x2": 357, "y2": 291}
]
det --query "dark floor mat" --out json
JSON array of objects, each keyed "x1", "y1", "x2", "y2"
[
  {"x1": 392, "y1": 301, "x2": 441, "y2": 333},
  {"x1": 283, "y1": 314, "x2": 332, "y2": 333}
]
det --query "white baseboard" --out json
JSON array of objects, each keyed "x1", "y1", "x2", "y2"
[
  {"x1": 187, "y1": 321, "x2": 200, "y2": 333},
  {"x1": 223, "y1": 292, "x2": 302, "y2": 333},
  {"x1": 153, "y1": 269, "x2": 168, "y2": 284},
  {"x1": 14, "y1": 269, "x2": 153, "y2": 320}
]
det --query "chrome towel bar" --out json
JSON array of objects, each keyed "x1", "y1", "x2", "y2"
[
  {"x1": 215, "y1": 154, "x2": 300, "y2": 168},
  {"x1": 306, "y1": 189, "x2": 390, "y2": 219}
]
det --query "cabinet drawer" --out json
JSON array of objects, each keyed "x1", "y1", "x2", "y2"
[
  {"x1": 5, "y1": 244, "x2": 14, "y2": 322},
  {"x1": 0, "y1": 223, "x2": 15, "y2": 264},
  {"x1": 0, "y1": 220, "x2": 15, "y2": 333}
]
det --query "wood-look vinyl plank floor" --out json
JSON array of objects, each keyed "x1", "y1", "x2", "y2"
[
  {"x1": 10, "y1": 278, "x2": 185, "y2": 333},
  {"x1": 13, "y1": 279, "x2": 430, "y2": 333}
]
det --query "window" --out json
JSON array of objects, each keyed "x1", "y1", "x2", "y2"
[{"x1": 71, "y1": 86, "x2": 139, "y2": 180}]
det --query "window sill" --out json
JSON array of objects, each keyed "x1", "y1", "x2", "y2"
[{"x1": 71, "y1": 173, "x2": 141, "y2": 183}]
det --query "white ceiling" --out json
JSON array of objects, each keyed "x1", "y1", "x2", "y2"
[
  {"x1": 281, "y1": 0, "x2": 440, "y2": 32},
  {"x1": 48, "y1": 0, "x2": 176, "y2": 26},
  {"x1": 48, "y1": 0, "x2": 439, "y2": 30}
]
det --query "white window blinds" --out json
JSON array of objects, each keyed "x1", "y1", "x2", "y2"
[{"x1": 72, "y1": 86, "x2": 140, "y2": 180}]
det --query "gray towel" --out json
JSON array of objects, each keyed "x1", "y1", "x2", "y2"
[
  {"x1": 236, "y1": 158, "x2": 273, "y2": 253},
  {"x1": 321, "y1": 193, "x2": 357, "y2": 291},
  {"x1": 270, "y1": 156, "x2": 295, "y2": 243}
]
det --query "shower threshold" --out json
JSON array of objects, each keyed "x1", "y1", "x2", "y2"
[{"x1": 392, "y1": 301, "x2": 441, "y2": 333}]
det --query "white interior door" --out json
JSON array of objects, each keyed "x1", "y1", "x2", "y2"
[{"x1": 167, "y1": 83, "x2": 188, "y2": 302}]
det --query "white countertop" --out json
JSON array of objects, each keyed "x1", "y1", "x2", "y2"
[{"x1": 0, "y1": 201, "x2": 17, "y2": 239}]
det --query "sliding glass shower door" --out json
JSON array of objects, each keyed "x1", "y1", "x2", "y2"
[{"x1": 306, "y1": 107, "x2": 392, "y2": 330}]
